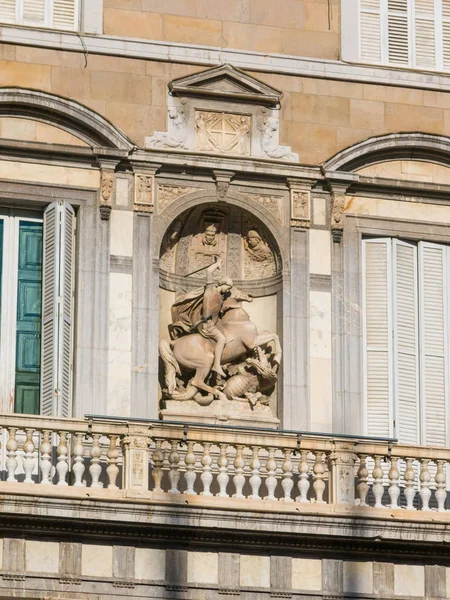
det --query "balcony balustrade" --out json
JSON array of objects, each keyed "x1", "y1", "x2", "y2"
[{"x1": 0, "y1": 413, "x2": 449, "y2": 515}]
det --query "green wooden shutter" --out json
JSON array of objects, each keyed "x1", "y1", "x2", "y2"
[
  {"x1": 418, "y1": 242, "x2": 448, "y2": 446},
  {"x1": 41, "y1": 201, "x2": 75, "y2": 417},
  {"x1": 14, "y1": 221, "x2": 43, "y2": 415},
  {"x1": 393, "y1": 239, "x2": 420, "y2": 444},
  {"x1": 363, "y1": 238, "x2": 393, "y2": 438}
]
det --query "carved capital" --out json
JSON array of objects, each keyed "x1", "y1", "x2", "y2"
[
  {"x1": 99, "y1": 169, "x2": 114, "y2": 220},
  {"x1": 329, "y1": 182, "x2": 349, "y2": 243},
  {"x1": 213, "y1": 170, "x2": 234, "y2": 201}
]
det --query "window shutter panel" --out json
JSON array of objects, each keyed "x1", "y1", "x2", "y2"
[
  {"x1": 414, "y1": 0, "x2": 436, "y2": 68},
  {"x1": 0, "y1": 0, "x2": 17, "y2": 23},
  {"x1": 363, "y1": 238, "x2": 393, "y2": 438},
  {"x1": 41, "y1": 201, "x2": 75, "y2": 417},
  {"x1": 419, "y1": 242, "x2": 448, "y2": 446},
  {"x1": 22, "y1": 0, "x2": 46, "y2": 25},
  {"x1": 393, "y1": 240, "x2": 420, "y2": 444},
  {"x1": 442, "y1": 0, "x2": 450, "y2": 69},
  {"x1": 388, "y1": 0, "x2": 410, "y2": 64},
  {"x1": 52, "y1": 0, "x2": 78, "y2": 30},
  {"x1": 360, "y1": 0, "x2": 382, "y2": 62}
]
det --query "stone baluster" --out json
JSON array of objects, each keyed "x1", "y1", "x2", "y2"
[
  {"x1": 56, "y1": 431, "x2": 69, "y2": 486},
  {"x1": 419, "y1": 459, "x2": 431, "y2": 511},
  {"x1": 6, "y1": 427, "x2": 18, "y2": 482},
  {"x1": 168, "y1": 440, "x2": 181, "y2": 494},
  {"x1": 216, "y1": 444, "x2": 229, "y2": 498},
  {"x1": 40, "y1": 429, "x2": 53, "y2": 485},
  {"x1": 312, "y1": 452, "x2": 326, "y2": 504},
  {"x1": 372, "y1": 455, "x2": 384, "y2": 508},
  {"x1": 297, "y1": 450, "x2": 310, "y2": 503},
  {"x1": 404, "y1": 458, "x2": 416, "y2": 510},
  {"x1": 388, "y1": 456, "x2": 400, "y2": 509},
  {"x1": 249, "y1": 446, "x2": 262, "y2": 500},
  {"x1": 72, "y1": 432, "x2": 85, "y2": 487},
  {"x1": 281, "y1": 449, "x2": 294, "y2": 502},
  {"x1": 200, "y1": 442, "x2": 213, "y2": 496},
  {"x1": 89, "y1": 434, "x2": 103, "y2": 488},
  {"x1": 106, "y1": 435, "x2": 119, "y2": 489},
  {"x1": 23, "y1": 428, "x2": 35, "y2": 484},
  {"x1": 356, "y1": 454, "x2": 369, "y2": 507},
  {"x1": 151, "y1": 439, "x2": 164, "y2": 492},
  {"x1": 184, "y1": 441, "x2": 197, "y2": 495},
  {"x1": 233, "y1": 445, "x2": 245, "y2": 499},
  {"x1": 435, "y1": 460, "x2": 446, "y2": 512},
  {"x1": 265, "y1": 447, "x2": 277, "y2": 501}
]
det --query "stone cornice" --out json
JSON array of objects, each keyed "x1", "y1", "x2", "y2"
[
  {"x1": 3, "y1": 25, "x2": 450, "y2": 93},
  {"x1": 1, "y1": 490, "x2": 450, "y2": 559}
]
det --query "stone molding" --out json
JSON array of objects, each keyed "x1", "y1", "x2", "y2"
[{"x1": 5, "y1": 25, "x2": 450, "y2": 94}]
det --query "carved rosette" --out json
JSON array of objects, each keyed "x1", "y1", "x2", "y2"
[
  {"x1": 134, "y1": 174, "x2": 154, "y2": 213},
  {"x1": 158, "y1": 185, "x2": 202, "y2": 212},
  {"x1": 100, "y1": 169, "x2": 114, "y2": 221}
]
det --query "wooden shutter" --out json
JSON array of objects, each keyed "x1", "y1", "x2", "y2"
[
  {"x1": 418, "y1": 242, "x2": 448, "y2": 446},
  {"x1": 393, "y1": 239, "x2": 420, "y2": 444},
  {"x1": 414, "y1": 0, "x2": 436, "y2": 68},
  {"x1": 363, "y1": 238, "x2": 393, "y2": 438},
  {"x1": 40, "y1": 201, "x2": 75, "y2": 417},
  {"x1": 360, "y1": 0, "x2": 382, "y2": 62},
  {"x1": 442, "y1": 0, "x2": 450, "y2": 69},
  {"x1": 388, "y1": 0, "x2": 410, "y2": 65},
  {"x1": 52, "y1": 0, "x2": 78, "y2": 30},
  {"x1": 22, "y1": 0, "x2": 46, "y2": 25},
  {"x1": 0, "y1": 0, "x2": 17, "y2": 22}
]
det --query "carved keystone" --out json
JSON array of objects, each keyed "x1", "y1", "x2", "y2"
[{"x1": 213, "y1": 170, "x2": 235, "y2": 201}]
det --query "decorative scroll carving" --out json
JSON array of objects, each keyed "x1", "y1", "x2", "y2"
[
  {"x1": 257, "y1": 113, "x2": 298, "y2": 162},
  {"x1": 330, "y1": 183, "x2": 348, "y2": 243},
  {"x1": 195, "y1": 110, "x2": 251, "y2": 155},
  {"x1": 158, "y1": 185, "x2": 202, "y2": 212},
  {"x1": 146, "y1": 107, "x2": 189, "y2": 150},
  {"x1": 134, "y1": 174, "x2": 153, "y2": 213},
  {"x1": 247, "y1": 193, "x2": 282, "y2": 223},
  {"x1": 100, "y1": 170, "x2": 114, "y2": 221}
]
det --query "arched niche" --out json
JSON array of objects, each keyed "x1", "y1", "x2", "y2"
[{"x1": 158, "y1": 201, "x2": 284, "y2": 426}]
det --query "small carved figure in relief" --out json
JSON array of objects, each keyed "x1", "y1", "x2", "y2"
[
  {"x1": 147, "y1": 107, "x2": 188, "y2": 149},
  {"x1": 257, "y1": 115, "x2": 297, "y2": 161},
  {"x1": 244, "y1": 230, "x2": 275, "y2": 278},
  {"x1": 189, "y1": 222, "x2": 226, "y2": 271}
]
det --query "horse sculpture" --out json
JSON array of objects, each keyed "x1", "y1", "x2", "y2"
[{"x1": 160, "y1": 297, "x2": 281, "y2": 402}]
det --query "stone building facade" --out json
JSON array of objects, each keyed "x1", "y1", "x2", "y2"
[{"x1": 0, "y1": 1, "x2": 450, "y2": 599}]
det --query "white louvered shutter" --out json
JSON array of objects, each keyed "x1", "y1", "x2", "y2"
[
  {"x1": 393, "y1": 239, "x2": 420, "y2": 444},
  {"x1": 0, "y1": 0, "x2": 17, "y2": 23},
  {"x1": 363, "y1": 238, "x2": 393, "y2": 438},
  {"x1": 414, "y1": 0, "x2": 436, "y2": 68},
  {"x1": 442, "y1": 0, "x2": 450, "y2": 69},
  {"x1": 40, "y1": 201, "x2": 75, "y2": 417},
  {"x1": 418, "y1": 242, "x2": 448, "y2": 446},
  {"x1": 388, "y1": 0, "x2": 410, "y2": 65},
  {"x1": 52, "y1": 0, "x2": 78, "y2": 30},
  {"x1": 22, "y1": 0, "x2": 46, "y2": 25},
  {"x1": 360, "y1": 0, "x2": 382, "y2": 62}
]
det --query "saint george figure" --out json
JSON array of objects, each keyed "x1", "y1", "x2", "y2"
[{"x1": 169, "y1": 258, "x2": 233, "y2": 378}]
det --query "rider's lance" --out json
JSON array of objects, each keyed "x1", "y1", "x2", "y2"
[{"x1": 185, "y1": 257, "x2": 218, "y2": 277}]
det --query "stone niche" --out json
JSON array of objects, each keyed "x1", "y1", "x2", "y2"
[{"x1": 159, "y1": 204, "x2": 282, "y2": 428}]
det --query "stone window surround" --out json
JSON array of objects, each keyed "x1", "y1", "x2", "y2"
[
  {"x1": 333, "y1": 212, "x2": 450, "y2": 435},
  {"x1": 0, "y1": 179, "x2": 109, "y2": 418}
]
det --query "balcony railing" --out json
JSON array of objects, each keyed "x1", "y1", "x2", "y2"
[{"x1": 0, "y1": 413, "x2": 449, "y2": 513}]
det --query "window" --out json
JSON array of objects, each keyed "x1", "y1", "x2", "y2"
[
  {"x1": 363, "y1": 237, "x2": 449, "y2": 445},
  {"x1": 0, "y1": 0, "x2": 80, "y2": 31},
  {"x1": 0, "y1": 201, "x2": 75, "y2": 416},
  {"x1": 356, "y1": 0, "x2": 450, "y2": 71}
]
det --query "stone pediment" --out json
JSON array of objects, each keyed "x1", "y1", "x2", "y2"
[{"x1": 169, "y1": 64, "x2": 282, "y2": 107}]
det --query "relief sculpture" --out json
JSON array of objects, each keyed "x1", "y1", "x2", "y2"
[
  {"x1": 160, "y1": 259, "x2": 281, "y2": 408},
  {"x1": 159, "y1": 206, "x2": 282, "y2": 426}
]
